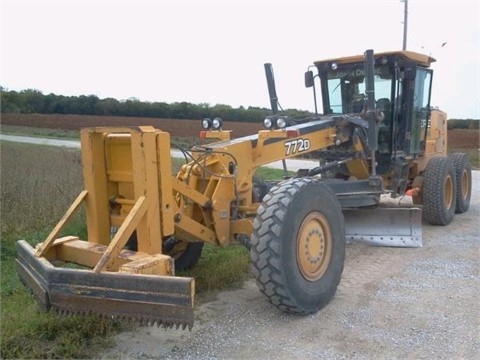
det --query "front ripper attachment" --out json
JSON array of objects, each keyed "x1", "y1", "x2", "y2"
[
  {"x1": 16, "y1": 127, "x2": 196, "y2": 329},
  {"x1": 17, "y1": 240, "x2": 195, "y2": 330}
]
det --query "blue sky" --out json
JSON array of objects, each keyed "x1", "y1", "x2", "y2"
[{"x1": 1, "y1": 0, "x2": 479, "y2": 119}]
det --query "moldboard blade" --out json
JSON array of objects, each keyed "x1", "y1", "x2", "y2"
[{"x1": 343, "y1": 207, "x2": 422, "y2": 247}]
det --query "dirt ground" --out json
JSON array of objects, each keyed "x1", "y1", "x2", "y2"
[
  {"x1": 101, "y1": 171, "x2": 479, "y2": 360},
  {"x1": 1, "y1": 113, "x2": 263, "y2": 138}
]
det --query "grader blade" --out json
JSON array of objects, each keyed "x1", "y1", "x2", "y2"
[
  {"x1": 343, "y1": 207, "x2": 422, "y2": 247},
  {"x1": 16, "y1": 240, "x2": 195, "y2": 329}
]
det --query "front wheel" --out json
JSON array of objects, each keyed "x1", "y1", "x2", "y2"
[
  {"x1": 163, "y1": 238, "x2": 204, "y2": 271},
  {"x1": 126, "y1": 233, "x2": 204, "y2": 271},
  {"x1": 250, "y1": 178, "x2": 345, "y2": 314}
]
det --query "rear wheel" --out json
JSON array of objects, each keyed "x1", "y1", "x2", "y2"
[
  {"x1": 450, "y1": 153, "x2": 472, "y2": 214},
  {"x1": 422, "y1": 157, "x2": 457, "y2": 225},
  {"x1": 250, "y1": 178, "x2": 345, "y2": 314}
]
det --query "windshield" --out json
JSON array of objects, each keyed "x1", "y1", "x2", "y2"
[{"x1": 325, "y1": 65, "x2": 393, "y2": 114}]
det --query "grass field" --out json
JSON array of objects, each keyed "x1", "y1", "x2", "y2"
[{"x1": 0, "y1": 142, "x2": 119, "y2": 358}]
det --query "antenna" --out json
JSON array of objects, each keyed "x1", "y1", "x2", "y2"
[
  {"x1": 264, "y1": 63, "x2": 279, "y2": 115},
  {"x1": 401, "y1": 0, "x2": 408, "y2": 50}
]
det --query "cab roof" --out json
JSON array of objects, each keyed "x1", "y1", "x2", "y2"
[{"x1": 314, "y1": 51, "x2": 436, "y2": 68}]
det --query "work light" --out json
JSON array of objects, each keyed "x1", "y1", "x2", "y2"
[
  {"x1": 201, "y1": 118, "x2": 212, "y2": 130},
  {"x1": 212, "y1": 117, "x2": 223, "y2": 130},
  {"x1": 263, "y1": 117, "x2": 273, "y2": 129},
  {"x1": 276, "y1": 117, "x2": 287, "y2": 129}
]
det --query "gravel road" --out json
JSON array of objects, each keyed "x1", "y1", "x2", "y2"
[{"x1": 101, "y1": 171, "x2": 479, "y2": 360}]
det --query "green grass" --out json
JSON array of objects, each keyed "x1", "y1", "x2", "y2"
[
  {"x1": 179, "y1": 244, "x2": 250, "y2": 294},
  {"x1": 1, "y1": 271, "x2": 123, "y2": 358},
  {"x1": 0, "y1": 142, "x2": 124, "y2": 359},
  {"x1": 255, "y1": 166, "x2": 294, "y2": 180}
]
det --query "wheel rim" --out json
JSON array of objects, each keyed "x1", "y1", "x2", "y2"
[
  {"x1": 296, "y1": 211, "x2": 332, "y2": 282},
  {"x1": 444, "y1": 174, "x2": 453, "y2": 209},
  {"x1": 461, "y1": 168, "x2": 469, "y2": 200}
]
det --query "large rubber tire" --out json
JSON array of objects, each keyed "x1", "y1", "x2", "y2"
[
  {"x1": 126, "y1": 233, "x2": 203, "y2": 271},
  {"x1": 450, "y1": 153, "x2": 472, "y2": 214},
  {"x1": 166, "y1": 240, "x2": 204, "y2": 271},
  {"x1": 250, "y1": 178, "x2": 345, "y2": 314},
  {"x1": 422, "y1": 156, "x2": 457, "y2": 225}
]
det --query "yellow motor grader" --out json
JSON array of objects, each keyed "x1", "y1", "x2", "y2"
[{"x1": 17, "y1": 50, "x2": 472, "y2": 329}]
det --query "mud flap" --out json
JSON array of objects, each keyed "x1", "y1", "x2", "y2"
[
  {"x1": 16, "y1": 240, "x2": 195, "y2": 329},
  {"x1": 343, "y1": 207, "x2": 422, "y2": 247}
]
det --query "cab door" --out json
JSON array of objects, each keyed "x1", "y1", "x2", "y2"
[{"x1": 409, "y1": 67, "x2": 433, "y2": 155}]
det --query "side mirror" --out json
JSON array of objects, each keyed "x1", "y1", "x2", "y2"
[{"x1": 304, "y1": 71, "x2": 314, "y2": 88}]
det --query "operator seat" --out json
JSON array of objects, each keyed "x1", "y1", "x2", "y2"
[
  {"x1": 376, "y1": 98, "x2": 392, "y2": 125},
  {"x1": 352, "y1": 94, "x2": 365, "y2": 113},
  {"x1": 376, "y1": 98, "x2": 392, "y2": 154}
]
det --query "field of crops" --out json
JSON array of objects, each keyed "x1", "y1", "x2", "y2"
[
  {"x1": 448, "y1": 128, "x2": 479, "y2": 150},
  {"x1": 3, "y1": 113, "x2": 478, "y2": 168},
  {"x1": 1, "y1": 113, "x2": 263, "y2": 138}
]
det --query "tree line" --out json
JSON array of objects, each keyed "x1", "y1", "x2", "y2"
[
  {"x1": 0, "y1": 88, "x2": 311, "y2": 123},
  {"x1": 1, "y1": 88, "x2": 477, "y2": 128},
  {"x1": 447, "y1": 119, "x2": 479, "y2": 130}
]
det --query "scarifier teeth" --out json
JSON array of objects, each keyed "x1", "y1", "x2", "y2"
[{"x1": 50, "y1": 306, "x2": 192, "y2": 330}]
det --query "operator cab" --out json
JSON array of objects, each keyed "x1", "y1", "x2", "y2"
[{"x1": 308, "y1": 51, "x2": 435, "y2": 173}]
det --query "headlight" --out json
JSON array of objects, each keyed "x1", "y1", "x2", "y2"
[
  {"x1": 212, "y1": 117, "x2": 223, "y2": 130},
  {"x1": 201, "y1": 118, "x2": 212, "y2": 130},
  {"x1": 263, "y1": 117, "x2": 273, "y2": 129},
  {"x1": 276, "y1": 117, "x2": 287, "y2": 129},
  {"x1": 331, "y1": 62, "x2": 338, "y2": 70}
]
